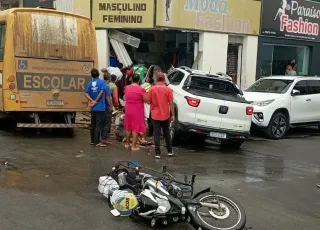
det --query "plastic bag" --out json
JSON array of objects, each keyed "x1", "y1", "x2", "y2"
[
  {"x1": 144, "y1": 103, "x2": 150, "y2": 118},
  {"x1": 98, "y1": 176, "x2": 120, "y2": 198}
]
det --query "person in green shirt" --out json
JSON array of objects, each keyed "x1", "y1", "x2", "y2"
[{"x1": 133, "y1": 59, "x2": 147, "y2": 84}]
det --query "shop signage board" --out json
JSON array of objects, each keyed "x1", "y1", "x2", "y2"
[
  {"x1": 92, "y1": 0, "x2": 155, "y2": 28},
  {"x1": 261, "y1": 0, "x2": 320, "y2": 41},
  {"x1": 155, "y1": 0, "x2": 261, "y2": 35}
]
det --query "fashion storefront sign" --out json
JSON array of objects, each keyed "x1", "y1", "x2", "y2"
[
  {"x1": 92, "y1": 0, "x2": 155, "y2": 29},
  {"x1": 155, "y1": 0, "x2": 261, "y2": 35},
  {"x1": 261, "y1": 0, "x2": 320, "y2": 41}
]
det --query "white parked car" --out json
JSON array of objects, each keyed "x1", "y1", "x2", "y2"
[
  {"x1": 166, "y1": 66, "x2": 254, "y2": 149},
  {"x1": 244, "y1": 76, "x2": 320, "y2": 139}
]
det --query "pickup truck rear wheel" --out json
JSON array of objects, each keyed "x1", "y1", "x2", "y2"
[
  {"x1": 265, "y1": 113, "x2": 288, "y2": 140},
  {"x1": 170, "y1": 118, "x2": 183, "y2": 146}
]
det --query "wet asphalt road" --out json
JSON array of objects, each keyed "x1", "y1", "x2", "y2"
[{"x1": 0, "y1": 128, "x2": 320, "y2": 230}]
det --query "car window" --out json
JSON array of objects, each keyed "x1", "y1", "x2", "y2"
[
  {"x1": 246, "y1": 79, "x2": 293, "y2": 94},
  {"x1": 293, "y1": 80, "x2": 308, "y2": 95},
  {"x1": 307, "y1": 80, "x2": 320, "y2": 94},
  {"x1": 182, "y1": 75, "x2": 247, "y2": 103},
  {"x1": 186, "y1": 76, "x2": 234, "y2": 95},
  {"x1": 168, "y1": 71, "x2": 185, "y2": 85}
]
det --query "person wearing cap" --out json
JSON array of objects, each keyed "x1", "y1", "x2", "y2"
[
  {"x1": 153, "y1": 66, "x2": 170, "y2": 85},
  {"x1": 133, "y1": 59, "x2": 147, "y2": 83},
  {"x1": 147, "y1": 72, "x2": 175, "y2": 159}
]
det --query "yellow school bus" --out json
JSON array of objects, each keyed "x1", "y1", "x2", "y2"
[{"x1": 0, "y1": 8, "x2": 98, "y2": 128}]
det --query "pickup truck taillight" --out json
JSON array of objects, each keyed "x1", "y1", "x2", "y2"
[
  {"x1": 185, "y1": 96, "x2": 200, "y2": 107},
  {"x1": 246, "y1": 107, "x2": 254, "y2": 115}
]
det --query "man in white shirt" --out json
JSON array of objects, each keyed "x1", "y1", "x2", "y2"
[{"x1": 106, "y1": 63, "x2": 123, "y2": 83}]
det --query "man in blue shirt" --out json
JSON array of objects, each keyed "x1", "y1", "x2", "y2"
[
  {"x1": 85, "y1": 68, "x2": 107, "y2": 147},
  {"x1": 101, "y1": 73, "x2": 113, "y2": 144}
]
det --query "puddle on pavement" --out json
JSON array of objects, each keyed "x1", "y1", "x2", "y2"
[
  {"x1": 0, "y1": 127, "x2": 317, "y2": 196},
  {"x1": 0, "y1": 158, "x2": 92, "y2": 194}
]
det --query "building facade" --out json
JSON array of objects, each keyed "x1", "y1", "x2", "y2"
[
  {"x1": 256, "y1": 0, "x2": 320, "y2": 80},
  {"x1": 155, "y1": 0, "x2": 261, "y2": 89},
  {"x1": 92, "y1": 0, "x2": 261, "y2": 89}
]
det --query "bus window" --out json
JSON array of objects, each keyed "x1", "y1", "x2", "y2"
[{"x1": 0, "y1": 23, "x2": 6, "y2": 61}]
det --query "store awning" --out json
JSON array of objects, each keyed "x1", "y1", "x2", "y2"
[
  {"x1": 108, "y1": 30, "x2": 141, "y2": 67},
  {"x1": 109, "y1": 38, "x2": 133, "y2": 67}
]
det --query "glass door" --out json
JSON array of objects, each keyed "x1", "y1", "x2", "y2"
[
  {"x1": 260, "y1": 44, "x2": 273, "y2": 77},
  {"x1": 296, "y1": 47, "x2": 309, "y2": 76}
]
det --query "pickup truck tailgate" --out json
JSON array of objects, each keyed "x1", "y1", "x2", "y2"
[
  {"x1": 220, "y1": 100, "x2": 252, "y2": 132},
  {"x1": 194, "y1": 96, "x2": 223, "y2": 129}
]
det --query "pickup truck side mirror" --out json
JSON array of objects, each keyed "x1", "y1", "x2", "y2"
[{"x1": 292, "y1": 89, "x2": 300, "y2": 96}]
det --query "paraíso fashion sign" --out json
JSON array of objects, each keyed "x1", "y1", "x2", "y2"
[
  {"x1": 261, "y1": 0, "x2": 320, "y2": 41},
  {"x1": 92, "y1": 0, "x2": 155, "y2": 28},
  {"x1": 156, "y1": 0, "x2": 261, "y2": 35}
]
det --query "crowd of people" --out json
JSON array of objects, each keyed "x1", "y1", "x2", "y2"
[{"x1": 85, "y1": 60, "x2": 175, "y2": 159}]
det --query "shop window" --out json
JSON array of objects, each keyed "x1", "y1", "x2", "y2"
[
  {"x1": 307, "y1": 80, "x2": 320, "y2": 94},
  {"x1": 0, "y1": 23, "x2": 6, "y2": 61},
  {"x1": 293, "y1": 80, "x2": 308, "y2": 95},
  {"x1": 259, "y1": 44, "x2": 309, "y2": 78}
]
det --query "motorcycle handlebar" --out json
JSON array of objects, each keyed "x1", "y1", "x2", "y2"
[{"x1": 116, "y1": 160, "x2": 195, "y2": 187}]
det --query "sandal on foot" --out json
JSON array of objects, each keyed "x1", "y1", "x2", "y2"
[
  {"x1": 95, "y1": 143, "x2": 107, "y2": 147},
  {"x1": 102, "y1": 140, "x2": 112, "y2": 144},
  {"x1": 131, "y1": 147, "x2": 140, "y2": 151},
  {"x1": 125, "y1": 144, "x2": 130, "y2": 148},
  {"x1": 140, "y1": 141, "x2": 153, "y2": 147}
]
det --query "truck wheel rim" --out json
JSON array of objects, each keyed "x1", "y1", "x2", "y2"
[{"x1": 272, "y1": 117, "x2": 286, "y2": 138}]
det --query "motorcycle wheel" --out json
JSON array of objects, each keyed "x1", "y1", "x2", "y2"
[{"x1": 195, "y1": 192, "x2": 246, "y2": 230}]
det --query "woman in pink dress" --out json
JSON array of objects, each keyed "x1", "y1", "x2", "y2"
[{"x1": 124, "y1": 74, "x2": 147, "y2": 151}]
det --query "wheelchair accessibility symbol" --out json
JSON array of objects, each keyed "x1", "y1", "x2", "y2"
[{"x1": 18, "y1": 60, "x2": 28, "y2": 70}]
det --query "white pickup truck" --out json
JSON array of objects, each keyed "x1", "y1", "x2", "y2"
[{"x1": 167, "y1": 67, "x2": 253, "y2": 149}]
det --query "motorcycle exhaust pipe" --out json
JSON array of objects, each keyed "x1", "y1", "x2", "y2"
[{"x1": 199, "y1": 202, "x2": 221, "y2": 209}]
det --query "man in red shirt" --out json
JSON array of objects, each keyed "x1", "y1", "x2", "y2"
[{"x1": 147, "y1": 72, "x2": 175, "y2": 159}]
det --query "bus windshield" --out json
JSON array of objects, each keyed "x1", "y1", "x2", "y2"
[{"x1": 13, "y1": 11, "x2": 96, "y2": 61}]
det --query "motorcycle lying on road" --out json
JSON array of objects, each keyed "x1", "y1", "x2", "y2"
[{"x1": 98, "y1": 160, "x2": 247, "y2": 230}]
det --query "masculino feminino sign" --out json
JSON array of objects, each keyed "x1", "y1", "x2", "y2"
[{"x1": 261, "y1": 0, "x2": 320, "y2": 41}]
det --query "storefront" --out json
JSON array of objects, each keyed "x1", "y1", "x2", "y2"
[
  {"x1": 257, "y1": 0, "x2": 320, "y2": 79},
  {"x1": 92, "y1": 0, "x2": 157, "y2": 70},
  {"x1": 155, "y1": 0, "x2": 261, "y2": 89},
  {"x1": 91, "y1": 0, "x2": 261, "y2": 89}
]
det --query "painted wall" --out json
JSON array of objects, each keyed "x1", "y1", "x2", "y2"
[
  {"x1": 242, "y1": 36, "x2": 258, "y2": 89},
  {"x1": 72, "y1": 0, "x2": 90, "y2": 18},
  {"x1": 54, "y1": 0, "x2": 90, "y2": 18},
  {"x1": 96, "y1": 29, "x2": 109, "y2": 72},
  {"x1": 198, "y1": 32, "x2": 228, "y2": 73},
  {"x1": 199, "y1": 32, "x2": 258, "y2": 89}
]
